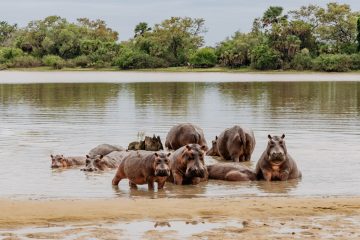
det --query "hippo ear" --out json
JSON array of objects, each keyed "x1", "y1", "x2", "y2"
[
  {"x1": 215, "y1": 136, "x2": 218, "y2": 140},
  {"x1": 167, "y1": 152, "x2": 171, "y2": 157},
  {"x1": 281, "y1": 134, "x2": 285, "y2": 139},
  {"x1": 50, "y1": 154, "x2": 54, "y2": 158},
  {"x1": 86, "y1": 155, "x2": 90, "y2": 158},
  {"x1": 186, "y1": 145, "x2": 191, "y2": 151},
  {"x1": 100, "y1": 155, "x2": 104, "y2": 159},
  {"x1": 154, "y1": 152, "x2": 159, "y2": 157},
  {"x1": 157, "y1": 136, "x2": 161, "y2": 140},
  {"x1": 268, "y1": 134, "x2": 272, "y2": 140}
]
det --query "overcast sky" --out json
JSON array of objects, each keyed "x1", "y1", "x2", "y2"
[{"x1": 1, "y1": 0, "x2": 360, "y2": 45}]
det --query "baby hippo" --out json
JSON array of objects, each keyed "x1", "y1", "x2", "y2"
[
  {"x1": 169, "y1": 144, "x2": 208, "y2": 185},
  {"x1": 83, "y1": 151, "x2": 128, "y2": 172},
  {"x1": 255, "y1": 134, "x2": 302, "y2": 181},
  {"x1": 207, "y1": 163, "x2": 256, "y2": 181},
  {"x1": 51, "y1": 154, "x2": 86, "y2": 168},
  {"x1": 112, "y1": 152, "x2": 171, "y2": 190}
]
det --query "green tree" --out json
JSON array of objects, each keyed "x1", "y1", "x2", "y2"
[
  {"x1": 0, "y1": 21, "x2": 17, "y2": 46},
  {"x1": 134, "y1": 22, "x2": 151, "y2": 37},
  {"x1": 250, "y1": 44, "x2": 281, "y2": 70},
  {"x1": 357, "y1": 17, "x2": 360, "y2": 52},
  {"x1": 189, "y1": 47, "x2": 217, "y2": 68}
]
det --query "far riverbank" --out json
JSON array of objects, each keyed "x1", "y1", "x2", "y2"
[{"x1": 1, "y1": 70, "x2": 360, "y2": 84}]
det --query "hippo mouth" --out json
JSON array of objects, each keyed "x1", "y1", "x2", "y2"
[
  {"x1": 185, "y1": 169, "x2": 206, "y2": 178},
  {"x1": 269, "y1": 158, "x2": 285, "y2": 165},
  {"x1": 155, "y1": 169, "x2": 170, "y2": 177},
  {"x1": 81, "y1": 167, "x2": 99, "y2": 172}
]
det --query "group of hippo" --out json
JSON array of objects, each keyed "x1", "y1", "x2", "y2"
[{"x1": 51, "y1": 123, "x2": 301, "y2": 190}]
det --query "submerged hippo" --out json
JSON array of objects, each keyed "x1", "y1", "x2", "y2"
[
  {"x1": 255, "y1": 134, "x2": 301, "y2": 181},
  {"x1": 88, "y1": 144, "x2": 125, "y2": 158},
  {"x1": 128, "y1": 135, "x2": 164, "y2": 151},
  {"x1": 207, "y1": 125, "x2": 256, "y2": 162},
  {"x1": 207, "y1": 163, "x2": 256, "y2": 181},
  {"x1": 168, "y1": 144, "x2": 208, "y2": 185},
  {"x1": 112, "y1": 152, "x2": 171, "y2": 190},
  {"x1": 82, "y1": 151, "x2": 129, "y2": 172},
  {"x1": 51, "y1": 154, "x2": 86, "y2": 168},
  {"x1": 165, "y1": 123, "x2": 208, "y2": 151}
]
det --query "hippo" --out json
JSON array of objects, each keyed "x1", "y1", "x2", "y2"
[
  {"x1": 255, "y1": 134, "x2": 301, "y2": 181},
  {"x1": 127, "y1": 135, "x2": 163, "y2": 151},
  {"x1": 51, "y1": 154, "x2": 86, "y2": 168},
  {"x1": 207, "y1": 163, "x2": 256, "y2": 181},
  {"x1": 88, "y1": 144, "x2": 125, "y2": 158},
  {"x1": 112, "y1": 152, "x2": 171, "y2": 190},
  {"x1": 165, "y1": 123, "x2": 208, "y2": 151},
  {"x1": 207, "y1": 125, "x2": 255, "y2": 162},
  {"x1": 82, "y1": 151, "x2": 129, "y2": 172},
  {"x1": 168, "y1": 144, "x2": 208, "y2": 185}
]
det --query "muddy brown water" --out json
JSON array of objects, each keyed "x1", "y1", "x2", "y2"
[{"x1": 0, "y1": 80, "x2": 359, "y2": 199}]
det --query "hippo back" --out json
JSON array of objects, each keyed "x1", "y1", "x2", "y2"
[
  {"x1": 165, "y1": 123, "x2": 208, "y2": 150},
  {"x1": 88, "y1": 144, "x2": 125, "y2": 157}
]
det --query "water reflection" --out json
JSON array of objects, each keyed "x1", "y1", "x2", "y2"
[{"x1": 255, "y1": 179, "x2": 300, "y2": 194}]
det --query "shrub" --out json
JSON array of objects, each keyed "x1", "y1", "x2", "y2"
[
  {"x1": 72, "y1": 55, "x2": 90, "y2": 68},
  {"x1": 115, "y1": 48, "x2": 168, "y2": 69},
  {"x1": 350, "y1": 54, "x2": 360, "y2": 70},
  {"x1": 250, "y1": 44, "x2": 281, "y2": 70},
  {"x1": 42, "y1": 55, "x2": 66, "y2": 69},
  {"x1": 291, "y1": 49, "x2": 313, "y2": 70},
  {"x1": 9, "y1": 55, "x2": 42, "y2": 68},
  {"x1": 312, "y1": 54, "x2": 351, "y2": 72},
  {"x1": 0, "y1": 47, "x2": 23, "y2": 63},
  {"x1": 189, "y1": 47, "x2": 217, "y2": 68},
  {"x1": 0, "y1": 64, "x2": 7, "y2": 70}
]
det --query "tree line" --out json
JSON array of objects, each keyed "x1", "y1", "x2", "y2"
[{"x1": 1, "y1": 2, "x2": 360, "y2": 72}]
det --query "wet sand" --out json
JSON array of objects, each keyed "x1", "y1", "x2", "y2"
[
  {"x1": 1, "y1": 71, "x2": 360, "y2": 84},
  {"x1": 1, "y1": 197, "x2": 360, "y2": 239}
]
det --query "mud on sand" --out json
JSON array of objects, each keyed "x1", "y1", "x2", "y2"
[{"x1": 1, "y1": 197, "x2": 360, "y2": 239}]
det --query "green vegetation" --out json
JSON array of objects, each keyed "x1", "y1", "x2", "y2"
[{"x1": 1, "y1": 2, "x2": 360, "y2": 72}]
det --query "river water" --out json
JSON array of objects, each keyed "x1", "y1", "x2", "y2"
[{"x1": 0, "y1": 79, "x2": 359, "y2": 199}]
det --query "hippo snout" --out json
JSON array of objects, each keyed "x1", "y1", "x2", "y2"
[
  {"x1": 81, "y1": 167, "x2": 98, "y2": 172},
  {"x1": 51, "y1": 164, "x2": 60, "y2": 168},
  {"x1": 270, "y1": 152, "x2": 285, "y2": 162},
  {"x1": 155, "y1": 169, "x2": 170, "y2": 177},
  {"x1": 186, "y1": 167, "x2": 206, "y2": 178}
]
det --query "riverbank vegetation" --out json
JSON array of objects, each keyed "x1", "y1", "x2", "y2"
[{"x1": 1, "y1": 2, "x2": 360, "y2": 72}]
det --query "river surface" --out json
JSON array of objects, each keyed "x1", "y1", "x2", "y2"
[{"x1": 0, "y1": 79, "x2": 359, "y2": 199}]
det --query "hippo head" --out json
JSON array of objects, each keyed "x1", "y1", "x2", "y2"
[
  {"x1": 153, "y1": 152, "x2": 171, "y2": 177},
  {"x1": 51, "y1": 154, "x2": 67, "y2": 168},
  {"x1": 206, "y1": 136, "x2": 219, "y2": 156},
  {"x1": 82, "y1": 155, "x2": 106, "y2": 172},
  {"x1": 144, "y1": 135, "x2": 164, "y2": 151},
  {"x1": 183, "y1": 144, "x2": 207, "y2": 179},
  {"x1": 267, "y1": 134, "x2": 287, "y2": 165}
]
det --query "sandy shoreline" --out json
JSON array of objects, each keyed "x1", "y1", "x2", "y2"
[
  {"x1": 1, "y1": 197, "x2": 359, "y2": 228},
  {"x1": 1, "y1": 71, "x2": 360, "y2": 83}
]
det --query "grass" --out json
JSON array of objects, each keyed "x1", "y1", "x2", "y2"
[{"x1": 3, "y1": 66, "x2": 360, "y2": 73}]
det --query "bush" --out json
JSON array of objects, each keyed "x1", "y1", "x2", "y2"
[
  {"x1": 189, "y1": 47, "x2": 217, "y2": 68},
  {"x1": 312, "y1": 54, "x2": 351, "y2": 72},
  {"x1": 42, "y1": 55, "x2": 66, "y2": 69},
  {"x1": 115, "y1": 48, "x2": 168, "y2": 69},
  {"x1": 0, "y1": 64, "x2": 7, "y2": 70},
  {"x1": 350, "y1": 54, "x2": 360, "y2": 70},
  {"x1": 0, "y1": 47, "x2": 23, "y2": 63},
  {"x1": 72, "y1": 55, "x2": 90, "y2": 68},
  {"x1": 250, "y1": 44, "x2": 281, "y2": 70},
  {"x1": 9, "y1": 55, "x2": 42, "y2": 68},
  {"x1": 291, "y1": 49, "x2": 313, "y2": 70}
]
